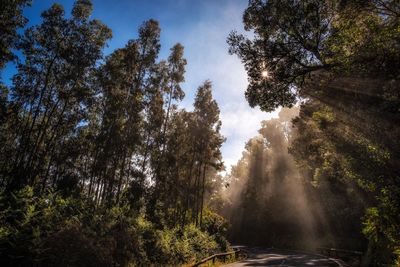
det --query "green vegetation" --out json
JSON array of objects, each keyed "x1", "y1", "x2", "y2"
[
  {"x1": 1, "y1": 0, "x2": 399, "y2": 266},
  {"x1": 228, "y1": 0, "x2": 400, "y2": 266},
  {"x1": 0, "y1": 1, "x2": 228, "y2": 266},
  {"x1": 0, "y1": 187, "x2": 228, "y2": 266}
]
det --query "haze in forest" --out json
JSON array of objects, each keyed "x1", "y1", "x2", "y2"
[{"x1": 1, "y1": 1, "x2": 399, "y2": 267}]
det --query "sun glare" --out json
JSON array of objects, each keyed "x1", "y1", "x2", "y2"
[{"x1": 261, "y1": 70, "x2": 270, "y2": 79}]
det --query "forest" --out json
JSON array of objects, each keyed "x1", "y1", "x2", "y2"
[{"x1": 0, "y1": 0, "x2": 399, "y2": 266}]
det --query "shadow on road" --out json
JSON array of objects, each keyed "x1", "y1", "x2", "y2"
[{"x1": 225, "y1": 247, "x2": 345, "y2": 267}]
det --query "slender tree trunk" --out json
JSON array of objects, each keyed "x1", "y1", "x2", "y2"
[
  {"x1": 116, "y1": 151, "x2": 127, "y2": 203},
  {"x1": 161, "y1": 88, "x2": 173, "y2": 152},
  {"x1": 194, "y1": 162, "x2": 202, "y2": 226},
  {"x1": 106, "y1": 158, "x2": 119, "y2": 205},
  {"x1": 141, "y1": 132, "x2": 151, "y2": 174},
  {"x1": 41, "y1": 146, "x2": 57, "y2": 192},
  {"x1": 182, "y1": 152, "x2": 196, "y2": 227},
  {"x1": 199, "y1": 164, "x2": 207, "y2": 227},
  {"x1": 14, "y1": 57, "x2": 56, "y2": 168},
  {"x1": 154, "y1": 84, "x2": 174, "y2": 184},
  {"x1": 26, "y1": 96, "x2": 61, "y2": 168},
  {"x1": 95, "y1": 179, "x2": 103, "y2": 206},
  {"x1": 26, "y1": 99, "x2": 68, "y2": 183},
  {"x1": 88, "y1": 144, "x2": 101, "y2": 197}
]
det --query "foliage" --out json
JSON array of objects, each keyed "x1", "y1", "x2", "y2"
[
  {"x1": 0, "y1": 0, "x2": 31, "y2": 69},
  {"x1": 0, "y1": 187, "x2": 229, "y2": 266},
  {"x1": 283, "y1": 93, "x2": 400, "y2": 264},
  {"x1": 230, "y1": 0, "x2": 400, "y2": 265},
  {"x1": 0, "y1": 1, "x2": 228, "y2": 266},
  {"x1": 228, "y1": 0, "x2": 400, "y2": 111}
]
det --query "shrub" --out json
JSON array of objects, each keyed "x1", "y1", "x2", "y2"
[
  {"x1": 38, "y1": 226, "x2": 110, "y2": 267},
  {"x1": 184, "y1": 223, "x2": 218, "y2": 260},
  {"x1": 201, "y1": 209, "x2": 230, "y2": 251},
  {"x1": 0, "y1": 187, "x2": 230, "y2": 266}
]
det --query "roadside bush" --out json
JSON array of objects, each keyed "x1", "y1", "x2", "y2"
[
  {"x1": 0, "y1": 187, "x2": 230, "y2": 266},
  {"x1": 184, "y1": 223, "x2": 218, "y2": 260},
  {"x1": 38, "y1": 226, "x2": 110, "y2": 267},
  {"x1": 201, "y1": 209, "x2": 230, "y2": 251}
]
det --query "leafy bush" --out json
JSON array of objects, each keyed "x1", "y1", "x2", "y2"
[
  {"x1": 201, "y1": 209, "x2": 230, "y2": 251},
  {"x1": 184, "y1": 223, "x2": 218, "y2": 260},
  {"x1": 39, "y1": 226, "x2": 110, "y2": 267},
  {"x1": 362, "y1": 187, "x2": 400, "y2": 266},
  {"x1": 0, "y1": 187, "x2": 230, "y2": 266}
]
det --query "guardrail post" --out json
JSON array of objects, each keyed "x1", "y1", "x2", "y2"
[{"x1": 191, "y1": 248, "x2": 241, "y2": 266}]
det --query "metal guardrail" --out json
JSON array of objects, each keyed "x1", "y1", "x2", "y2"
[
  {"x1": 317, "y1": 247, "x2": 363, "y2": 265},
  {"x1": 191, "y1": 248, "x2": 242, "y2": 267}
]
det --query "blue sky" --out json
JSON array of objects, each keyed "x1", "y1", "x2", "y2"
[{"x1": 3, "y1": 0, "x2": 279, "y2": 172}]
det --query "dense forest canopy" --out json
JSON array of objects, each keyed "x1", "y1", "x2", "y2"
[
  {"x1": 0, "y1": 1, "x2": 228, "y2": 266},
  {"x1": 226, "y1": 0, "x2": 400, "y2": 266},
  {"x1": 228, "y1": 0, "x2": 400, "y2": 112}
]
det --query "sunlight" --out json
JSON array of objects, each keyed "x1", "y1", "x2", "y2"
[
  {"x1": 2, "y1": 0, "x2": 398, "y2": 265},
  {"x1": 261, "y1": 70, "x2": 270, "y2": 79}
]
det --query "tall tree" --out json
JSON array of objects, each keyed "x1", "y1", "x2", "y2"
[
  {"x1": 151, "y1": 43, "x2": 186, "y2": 185},
  {"x1": 192, "y1": 81, "x2": 225, "y2": 226},
  {"x1": 91, "y1": 19, "x2": 161, "y2": 206},
  {"x1": 1, "y1": 0, "x2": 111, "y2": 191},
  {"x1": 228, "y1": 0, "x2": 400, "y2": 111},
  {"x1": 0, "y1": 0, "x2": 31, "y2": 70}
]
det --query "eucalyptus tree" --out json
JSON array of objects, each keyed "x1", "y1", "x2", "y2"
[
  {"x1": 161, "y1": 109, "x2": 193, "y2": 225},
  {"x1": 152, "y1": 43, "x2": 186, "y2": 189},
  {"x1": 160, "y1": 43, "x2": 186, "y2": 151},
  {"x1": 0, "y1": 0, "x2": 31, "y2": 186},
  {"x1": 90, "y1": 19, "x2": 161, "y2": 206},
  {"x1": 0, "y1": 0, "x2": 31, "y2": 70},
  {"x1": 140, "y1": 61, "x2": 167, "y2": 176},
  {"x1": 192, "y1": 81, "x2": 224, "y2": 226},
  {"x1": 1, "y1": 0, "x2": 111, "y2": 192}
]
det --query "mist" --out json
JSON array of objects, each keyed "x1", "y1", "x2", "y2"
[
  {"x1": 220, "y1": 107, "x2": 313, "y2": 247},
  {"x1": 218, "y1": 105, "x2": 370, "y2": 251},
  {"x1": 219, "y1": 106, "x2": 344, "y2": 250}
]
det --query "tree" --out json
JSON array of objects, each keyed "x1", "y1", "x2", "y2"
[
  {"x1": 0, "y1": 0, "x2": 112, "y2": 191},
  {"x1": 228, "y1": 0, "x2": 400, "y2": 111},
  {"x1": 90, "y1": 19, "x2": 161, "y2": 206},
  {"x1": 0, "y1": 0, "x2": 31, "y2": 70},
  {"x1": 230, "y1": 0, "x2": 400, "y2": 264},
  {"x1": 151, "y1": 43, "x2": 186, "y2": 188},
  {"x1": 289, "y1": 98, "x2": 399, "y2": 264},
  {"x1": 192, "y1": 81, "x2": 225, "y2": 226},
  {"x1": 222, "y1": 108, "x2": 322, "y2": 247},
  {"x1": 0, "y1": 1, "x2": 230, "y2": 266}
]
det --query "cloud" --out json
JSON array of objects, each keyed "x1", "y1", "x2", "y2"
[
  {"x1": 220, "y1": 102, "x2": 279, "y2": 171},
  {"x1": 167, "y1": 0, "x2": 279, "y2": 172},
  {"x1": 12, "y1": 0, "x2": 274, "y2": 174}
]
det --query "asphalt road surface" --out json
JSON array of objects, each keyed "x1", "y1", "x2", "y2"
[{"x1": 224, "y1": 247, "x2": 346, "y2": 267}]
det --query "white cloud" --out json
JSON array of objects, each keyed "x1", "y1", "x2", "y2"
[
  {"x1": 166, "y1": 1, "x2": 279, "y2": 172},
  {"x1": 220, "y1": 102, "x2": 279, "y2": 171}
]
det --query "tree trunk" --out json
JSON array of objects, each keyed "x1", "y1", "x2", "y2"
[{"x1": 199, "y1": 164, "x2": 207, "y2": 227}]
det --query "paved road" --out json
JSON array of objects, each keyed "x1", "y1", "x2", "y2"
[{"x1": 224, "y1": 247, "x2": 346, "y2": 267}]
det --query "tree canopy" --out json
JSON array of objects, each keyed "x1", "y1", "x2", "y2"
[
  {"x1": 0, "y1": 1, "x2": 228, "y2": 266},
  {"x1": 228, "y1": 0, "x2": 400, "y2": 111},
  {"x1": 227, "y1": 0, "x2": 400, "y2": 265}
]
